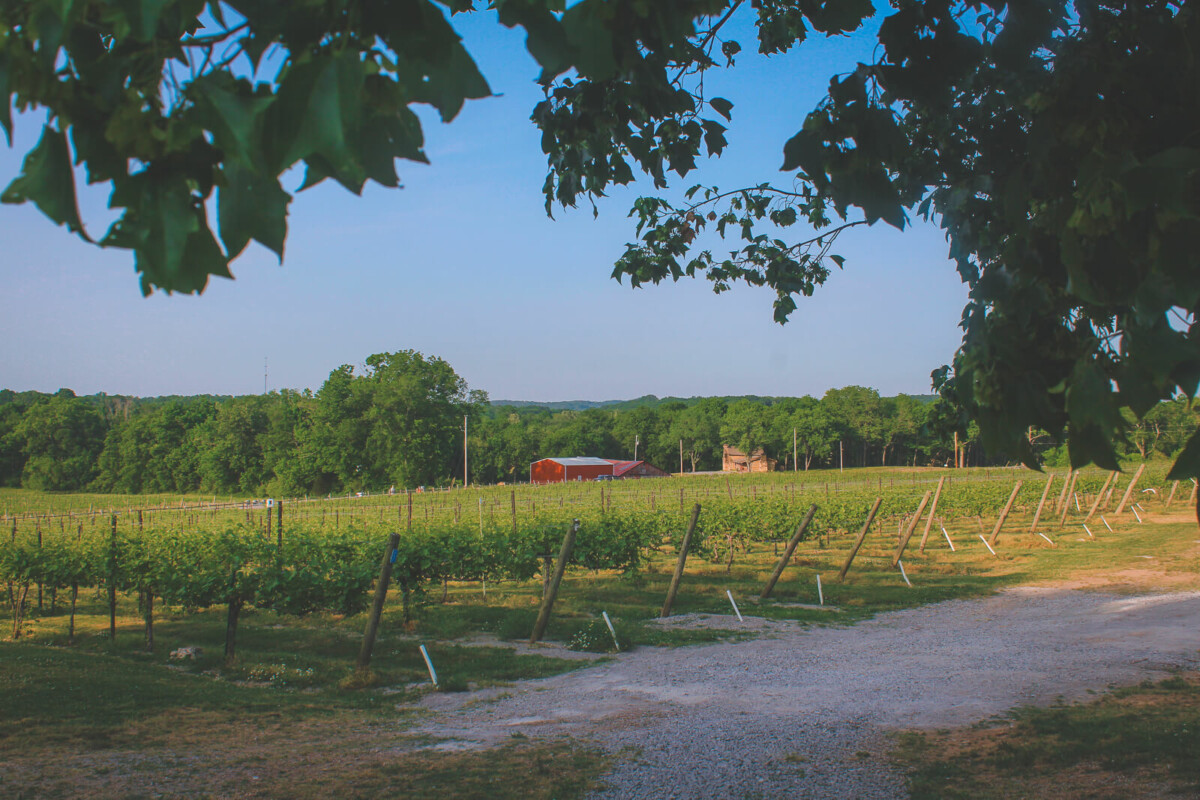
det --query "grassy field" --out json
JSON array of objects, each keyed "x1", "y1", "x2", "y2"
[
  {"x1": 2, "y1": 467, "x2": 1198, "y2": 798},
  {"x1": 896, "y1": 672, "x2": 1200, "y2": 799}
]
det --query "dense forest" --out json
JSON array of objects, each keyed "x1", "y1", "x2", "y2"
[{"x1": 2, "y1": 351, "x2": 1196, "y2": 496}]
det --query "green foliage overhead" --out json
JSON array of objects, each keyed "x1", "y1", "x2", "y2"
[{"x1": 2, "y1": 1, "x2": 1198, "y2": 474}]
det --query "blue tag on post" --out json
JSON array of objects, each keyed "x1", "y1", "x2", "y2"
[{"x1": 389, "y1": 549, "x2": 398, "y2": 564}]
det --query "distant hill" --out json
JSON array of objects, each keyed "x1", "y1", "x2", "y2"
[{"x1": 491, "y1": 393, "x2": 940, "y2": 411}]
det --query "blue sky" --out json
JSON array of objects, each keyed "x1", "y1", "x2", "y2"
[{"x1": 0, "y1": 5, "x2": 968, "y2": 402}]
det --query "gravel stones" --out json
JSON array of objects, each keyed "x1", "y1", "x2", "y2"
[{"x1": 413, "y1": 588, "x2": 1200, "y2": 799}]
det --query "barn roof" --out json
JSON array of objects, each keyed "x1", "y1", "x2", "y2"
[
  {"x1": 536, "y1": 457, "x2": 614, "y2": 467},
  {"x1": 608, "y1": 460, "x2": 643, "y2": 477}
]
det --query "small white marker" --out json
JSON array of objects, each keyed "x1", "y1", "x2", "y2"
[
  {"x1": 1082, "y1": 524, "x2": 1094, "y2": 538},
  {"x1": 1101, "y1": 516, "x2": 1113, "y2": 532},
  {"x1": 1131, "y1": 507, "x2": 1143, "y2": 524},
  {"x1": 419, "y1": 644, "x2": 439, "y2": 688},
  {"x1": 898, "y1": 560, "x2": 912, "y2": 588},
  {"x1": 726, "y1": 589, "x2": 744, "y2": 622},
  {"x1": 978, "y1": 534, "x2": 997, "y2": 557},
  {"x1": 1074, "y1": 493, "x2": 1081, "y2": 511},
  {"x1": 816, "y1": 574, "x2": 824, "y2": 606},
  {"x1": 941, "y1": 525, "x2": 955, "y2": 552},
  {"x1": 1037, "y1": 532, "x2": 1056, "y2": 547},
  {"x1": 601, "y1": 611, "x2": 620, "y2": 650}
]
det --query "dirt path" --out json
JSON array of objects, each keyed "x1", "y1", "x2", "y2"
[{"x1": 415, "y1": 588, "x2": 1200, "y2": 799}]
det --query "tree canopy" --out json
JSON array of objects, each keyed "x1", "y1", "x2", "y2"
[
  {"x1": 16, "y1": 373, "x2": 1190, "y2": 494},
  {"x1": 2, "y1": 1, "x2": 1197, "y2": 476}
]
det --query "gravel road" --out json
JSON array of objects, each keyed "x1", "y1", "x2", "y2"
[{"x1": 415, "y1": 588, "x2": 1200, "y2": 799}]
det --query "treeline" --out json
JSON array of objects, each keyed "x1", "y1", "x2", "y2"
[{"x1": 2, "y1": 351, "x2": 1196, "y2": 494}]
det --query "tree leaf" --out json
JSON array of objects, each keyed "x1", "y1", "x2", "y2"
[
  {"x1": 190, "y1": 73, "x2": 272, "y2": 167},
  {"x1": 1, "y1": 125, "x2": 90, "y2": 240},
  {"x1": 781, "y1": 128, "x2": 824, "y2": 180},
  {"x1": 218, "y1": 161, "x2": 290, "y2": 261},
  {"x1": 0, "y1": 47, "x2": 12, "y2": 146},
  {"x1": 709, "y1": 97, "x2": 733, "y2": 121},
  {"x1": 1167, "y1": 431, "x2": 1200, "y2": 481},
  {"x1": 266, "y1": 52, "x2": 366, "y2": 189}
]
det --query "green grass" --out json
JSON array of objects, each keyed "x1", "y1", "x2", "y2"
[{"x1": 896, "y1": 673, "x2": 1200, "y2": 799}]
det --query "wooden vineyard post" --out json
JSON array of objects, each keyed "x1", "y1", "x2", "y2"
[
  {"x1": 357, "y1": 532, "x2": 401, "y2": 670},
  {"x1": 661, "y1": 504, "x2": 702, "y2": 617},
  {"x1": 988, "y1": 481, "x2": 1022, "y2": 547},
  {"x1": 36, "y1": 519, "x2": 42, "y2": 610},
  {"x1": 530, "y1": 519, "x2": 581, "y2": 644},
  {"x1": 276, "y1": 501, "x2": 283, "y2": 547},
  {"x1": 1103, "y1": 474, "x2": 1119, "y2": 509},
  {"x1": 1057, "y1": 472, "x2": 1078, "y2": 527},
  {"x1": 511, "y1": 490, "x2": 517, "y2": 533},
  {"x1": 1114, "y1": 463, "x2": 1145, "y2": 515},
  {"x1": 893, "y1": 491, "x2": 932, "y2": 567},
  {"x1": 6, "y1": 518, "x2": 15, "y2": 615},
  {"x1": 407, "y1": 492, "x2": 413, "y2": 532},
  {"x1": 918, "y1": 476, "x2": 946, "y2": 553},
  {"x1": 1029, "y1": 474, "x2": 1055, "y2": 533},
  {"x1": 760, "y1": 505, "x2": 818, "y2": 599},
  {"x1": 838, "y1": 497, "x2": 883, "y2": 582},
  {"x1": 1054, "y1": 471, "x2": 1072, "y2": 513},
  {"x1": 108, "y1": 514, "x2": 118, "y2": 643},
  {"x1": 1165, "y1": 480, "x2": 1180, "y2": 508},
  {"x1": 1083, "y1": 472, "x2": 1116, "y2": 524}
]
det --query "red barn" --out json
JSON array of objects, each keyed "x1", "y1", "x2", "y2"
[
  {"x1": 529, "y1": 457, "x2": 672, "y2": 484},
  {"x1": 530, "y1": 457, "x2": 615, "y2": 484}
]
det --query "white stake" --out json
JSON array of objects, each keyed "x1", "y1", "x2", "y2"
[
  {"x1": 1132, "y1": 507, "x2": 1143, "y2": 524},
  {"x1": 1101, "y1": 516, "x2": 1113, "y2": 532},
  {"x1": 978, "y1": 534, "x2": 997, "y2": 557},
  {"x1": 1037, "y1": 532, "x2": 1056, "y2": 547},
  {"x1": 1074, "y1": 493, "x2": 1081, "y2": 511},
  {"x1": 816, "y1": 574, "x2": 824, "y2": 606},
  {"x1": 898, "y1": 560, "x2": 912, "y2": 588},
  {"x1": 726, "y1": 589, "x2": 744, "y2": 622},
  {"x1": 1082, "y1": 524, "x2": 1094, "y2": 538},
  {"x1": 941, "y1": 525, "x2": 955, "y2": 552},
  {"x1": 419, "y1": 644, "x2": 439, "y2": 688},
  {"x1": 601, "y1": 611, "x2": 620, "y2": 651}
]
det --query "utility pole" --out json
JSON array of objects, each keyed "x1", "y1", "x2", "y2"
[
  {"x1": 679, "y1": 439, "x2": 683, "y2": 474},
  {"x1": 634, "y1": 434, "x2": 639, "y2": 461},
  {"x1": 263, "y1": 357, "x2": 268, "y2": 395},
  {"x1": 839, "y1": 439, "x2": 844, "y2": 473},
  {"x1": 793, "y1": 428, "x2": 797, "y2": 472},
  {"x1": 463, "y1": 416, "x2": 468, "y2": 486}
]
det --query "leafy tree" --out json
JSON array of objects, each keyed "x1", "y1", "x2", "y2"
[
  {"x1": 881, "y1": 395, "x2": 929, "y2": 467},
  {"x1": 670, "y1": 397, "x2": 726, "y2": 471},
  {"x1": 822, "y1": 386, "x2": 884, "y2": 468},
  {"x1": 191, "y1": 396, "x2": 271, "y2": 494},
  {"x1": 93, "y1": 398, "x2": 215, "y2": 492},
  {"x1": 539, "y1": 408, "x2": 618, "y2": 460},
  {"x1": 15, "y1": 394, "x2": 107, "y2": 490},
  {"x1": 473, "y1": 410, "x2": 539, "y2": 484},
  {"x1": 720, "y1": 399, "x2": 773, "y2": 469},
  {"x1": 787, "y1": 396, "x2": 836, "y2": 471},
  {"x1": 307, "y1": 351, "x2": 481, "y2": 489},
  {"x1": 0, "y1": 396, "x2": 33, "y2": 487}
]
